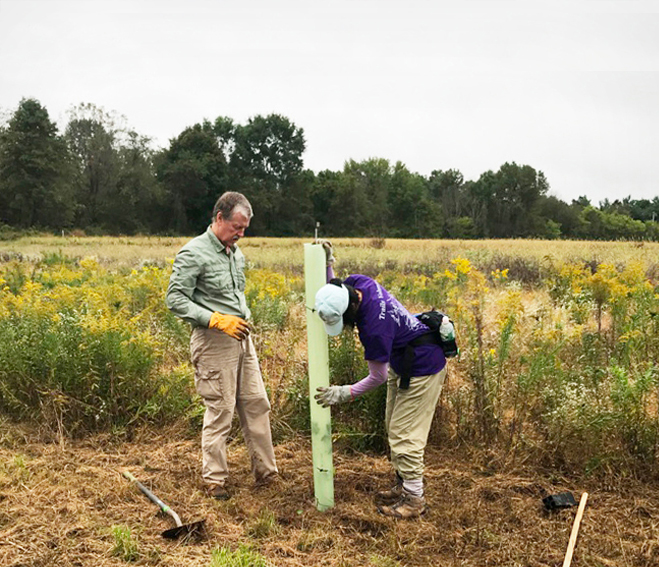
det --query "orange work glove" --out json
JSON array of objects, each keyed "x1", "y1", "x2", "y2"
[{"x1": 209, "y1": 312, "x2": 250, "y2": 340}]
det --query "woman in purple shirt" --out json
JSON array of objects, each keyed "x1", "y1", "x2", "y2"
[{"x1": 314, "y1": 242, "x2": 449, "y2": 519}]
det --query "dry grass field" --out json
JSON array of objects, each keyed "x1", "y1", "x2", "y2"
[{"x1": 3, "y1": 234, "x2": 659, "y2": 271}]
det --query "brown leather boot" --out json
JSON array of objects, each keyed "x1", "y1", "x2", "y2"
[
  {"x1": 254, "y1": 472, "x2": 280, "y2": 488},
  {"x1": 378, "y1": 491, "x2": 427, "y2": 519},
  {"x1": 375, "y1": 481, "x2": 404, "y2": 505},
  {"x1": 206, "y1": 483, "x2": 230, "y2": 500}
]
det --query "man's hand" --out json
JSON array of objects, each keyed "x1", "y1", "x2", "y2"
[
  {"x1": 209, "y1": 312, "x2": 250, "y2": 340},
  {"x1": 315, "y1": 238, "x2": 335, "y2": 266},
  {"x1": 315, "y1": 385, "x2": 352, "y2": 407}
]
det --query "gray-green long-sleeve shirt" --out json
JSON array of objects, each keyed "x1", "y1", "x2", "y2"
[{"x1": 165, "y1": 226, "x2": 251, "y2": 328}]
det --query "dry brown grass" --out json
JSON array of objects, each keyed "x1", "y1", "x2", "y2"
[
  {"x1": 3, "y1": 235, "x2": 659, "y2": 273},
  {"x1": 1, "y1": 422, "x2": 658, "y2": 567}
]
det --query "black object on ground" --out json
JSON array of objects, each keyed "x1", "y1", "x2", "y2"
[{"x1": 543, "y1": 492, "x2": 578, "y2": 510}]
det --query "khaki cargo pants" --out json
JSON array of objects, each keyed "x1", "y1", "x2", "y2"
[
  {"x1": 385, "y1": 366, "x2": 447, "y2": 480},
  {"x1": 190, "y1": 327, "x2": 278, "y2": 486}
]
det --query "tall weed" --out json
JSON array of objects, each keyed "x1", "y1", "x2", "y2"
[{"x1": 0, "y1": 257, "x2": 193, "y2": 433}]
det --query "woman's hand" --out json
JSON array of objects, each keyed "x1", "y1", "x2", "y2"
[
  {"x1": 315, "y1": 385, "x2": 352, "y2": 407},
  {"x1": 315, "y1": 238, "x2": 335, "y2": 267}
]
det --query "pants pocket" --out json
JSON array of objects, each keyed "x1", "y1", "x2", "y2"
[{"x1": 195, "y1": 367, "x2": 224, "y2": 401}]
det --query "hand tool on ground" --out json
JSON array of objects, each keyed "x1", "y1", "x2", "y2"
[
  {"x1": 562, "y1": 492, "x2": 588, "y2": 567},
  {"x1": 122, "y1": 471, "x2": 205, "y2": 540}
]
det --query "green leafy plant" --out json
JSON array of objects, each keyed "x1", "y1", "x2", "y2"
[
  {"x1": 110, "y1": 525, "x2": 140, "y2": 562},
  {"x1": 328, "y1": 331, "x2": 387, "y2": 452},
  {"x1": 0, "y1": 259, "x2": 195, "y2": 433},
  {"x1": 210, "y1": 544, "x2": 271, "y2": 567},
  {"x1": 7, "y1": 454, "x2": 30, "y2": 483}
]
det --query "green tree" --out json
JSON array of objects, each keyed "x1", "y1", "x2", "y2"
[
  {"x1": 156, "y1": 121, "x2": 228, "y2": 234},
  {"x1": 65, "y1": 103, "x2": 160, "y2": 234},
  {"x1": 577, "y1": 206, "x2": 605, "y2": 239},
  {"x1": 627, "y1": 197, "x2": 659, "y2": 223},
  {"x1": 601, "y1": 211, "x2": 646, "y2": 240},
  {"x1": 543, "y1": 219, "x2": 562, "y2": 239},
  {"x1": 463, "y1": 175, "x2": 495, "y2": 237},
  {"x1": 323, "y1": 158, "x2": 392, "y2": 237},
  {"x1": 0, "y1": 98, "x2": 74, "y2": 229},
  {"x1": 389, "y1": 162, "x2": 441, "y2": 238},
  {"x1": 536, "y1": 195, "x2": 583, "y2": 238},
  {"x1": 644, "y1": 220, "x2": 659, "y2": 241},
  {"x1": 213, "y1": 116, "x2": 236, "y2": 162},
  {"x1": 572, "y1": 195, "x2": 591, "y2": 208},
  {"x1": 112, "y1": 132, "x2": 163, "y2": 234},
  {"x1": 226, "y1": 114, "x2": 307, "y2": 235},
  {"x1": 452, "y1": 216, "x2": 477, "y2": 238},
  {"x1": 575, "y1": 204, "x2": 652, "y2": 240},
  {"x1": 347, "y1": 158, "x2": 392, "y2": 235},
  {"x1": 274, "y1": 169, "x2": 316, "y2": 236},
  {"x1": 65, "y1": 104, "x2": 122, "y2": 230},
  {"x1": 230, "y1": 114, "x2": 305, "y2": 186},
  {"x1": 323, "y1": 167, "x2": 371, "y2": 237},
  {"x1": 487, "y1": 162, "x2": 549, "y2": 237},
  {"x1": 428, "y1": 169, "x2": 464, "y2": 218},
  {"x1": 311, "y1": 169, "x2": 342, "y2": 234}
]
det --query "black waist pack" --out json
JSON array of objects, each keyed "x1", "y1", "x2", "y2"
[{"x1": 399, "y1": 310, "x2": 458, "y2": 390}]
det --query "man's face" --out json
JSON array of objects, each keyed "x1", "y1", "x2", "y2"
[{"x1": 215, "y1": 209, "x2": 250, "y2": 246}]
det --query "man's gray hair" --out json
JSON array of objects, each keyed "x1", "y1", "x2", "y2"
[{"x1": 212, "y1": 192, "x2": 253, "y2": 222}]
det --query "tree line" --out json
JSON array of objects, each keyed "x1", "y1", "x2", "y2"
[{"x1": 1, "y1": 97, "x2": 658, "y2": 240}]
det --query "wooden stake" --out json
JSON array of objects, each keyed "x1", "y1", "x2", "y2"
[{"x1": 562, "y1": 492, "x2": 589, "y2": 567}]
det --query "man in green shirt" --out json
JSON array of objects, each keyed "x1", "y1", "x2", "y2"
[{"x1": 166, "y1": 192, "x2": 278, "y2": 500}]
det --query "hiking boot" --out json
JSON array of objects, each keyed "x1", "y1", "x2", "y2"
[
  {"x1": 206, "y1": 483, "x2": 230, "y2": 500},
  {"x1": 375, "y1": 481, "x2": 404, "y2": 505},
  {"x1": 254, "y1": 472, "x2": 280, "y2": 488},
  {"x1": 378, "y1": 491, "x2": 427, "y2": 519}
]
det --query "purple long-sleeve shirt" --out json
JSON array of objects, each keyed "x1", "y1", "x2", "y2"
[
  {"x1": 325, "y1": 265, "x2": 445, "y2": 399},
  {"x1": 326, "y1": 265, "x2": 387, "y2": 396}
]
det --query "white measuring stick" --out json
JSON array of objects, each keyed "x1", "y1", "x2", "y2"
[{"x1": 562, "y1": 492, "x2": 589, "y2": 567}]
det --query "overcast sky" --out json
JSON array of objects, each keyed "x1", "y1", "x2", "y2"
[{"x1": 1, "y1": 0, "x2": 658, "y2": 205}]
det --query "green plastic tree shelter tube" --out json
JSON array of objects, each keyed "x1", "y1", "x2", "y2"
[{"x1": 304, "y1": 243, "x2": 335, "y2": 511}]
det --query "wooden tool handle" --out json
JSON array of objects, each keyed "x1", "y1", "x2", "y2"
[{"x1": 562, "y1": 492, "x2": 589, "y2": 567}]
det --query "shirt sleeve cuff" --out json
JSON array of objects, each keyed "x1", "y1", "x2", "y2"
[{"x1": 199, "y1": 309, "x2": 214, "y2": 328}]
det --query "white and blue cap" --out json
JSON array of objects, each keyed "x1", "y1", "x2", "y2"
[{"x1": 315, "y1": 283, "x2": 349, "y2": 336}]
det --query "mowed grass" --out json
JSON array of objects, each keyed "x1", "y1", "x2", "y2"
[{"x1": 3, "y1": 234, "x2": 659, "y2": 272}]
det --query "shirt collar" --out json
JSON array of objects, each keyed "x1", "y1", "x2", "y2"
[{"x1": 206, "y1": 225, "x2": 234, "y2": 255}]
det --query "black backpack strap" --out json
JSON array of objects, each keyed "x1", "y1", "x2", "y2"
[
  {"x1": 399, "y1": 332, "x2": 439, "y2": 390},
  {"x1": 400, "y1": 344, "x2": 414, "y2": 390}
]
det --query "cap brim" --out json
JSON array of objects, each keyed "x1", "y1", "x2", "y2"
[{"x1": 323, "y1": 318, "x2": 344, "y2": 337}]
